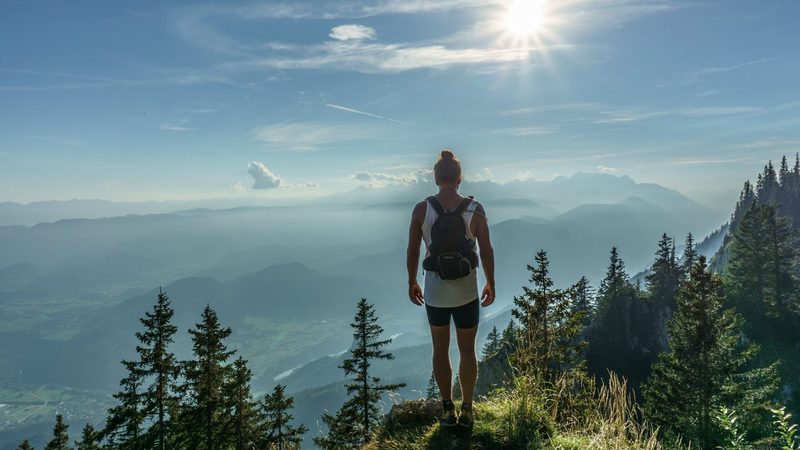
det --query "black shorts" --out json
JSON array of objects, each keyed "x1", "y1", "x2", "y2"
[{"x1": 425, "y1": 299, "x2": 480, "y2": 329}]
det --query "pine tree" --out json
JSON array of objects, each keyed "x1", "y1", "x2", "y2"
[
  {"x1": 646, "y1": 234, "x2": 681, "y2": 310},
  {"x1": 730, "y1": 180, "x2": 757, "y2": 232},
  {"x1": 178, "y1": 305, "x2": 235, "y2": 450},
  {"x1": 482, "y1": 326, "x2": 501, "y2": 359},
  {"x1": 425, "y1": 372, "x2": 439, "y2": 400},
  {"x1": 103, "y1": 359, "x2": 146, "y2": 448},
  {"x1": 727, "y1": 203, "x2": 799, "y2": 339},
  {"x1": 681, "y1": 233, "x2": 698, "y2": 279},
  {"x1": 571, "y1": 276, "x2": 594, "y2": 326},
  {"x1": 226, "y1": 357, "x2": 260, "y2": 450},
  {"x1": 587, "y1": 247, "x2": 652, "y2": 386},
  {"x1": 259, "y1": 384, "x2": 307, "y2": 450},
  {"x1": 500, "y1": 320, "x2": 518, "y2": 351},
  {"x1": 511, "y1": 250, "x2": 587, "y2": 378},
  {"x1": 45, "y1": 414, "x2": 71, "y2": 450},
  {"x1": 135, "y1": 288, "x2": 179, "y2": 450},
  {"x1": 16, "y1": 440, "x2": 34, "y2": 450},
  {"x1": 74, "y1": 424, "x2": 102, "y2": 450},
  {"x1": 642, "y1": 257, "x2": 779, "y2": 449},
  {"x1": 314, "y1": 298, "x2": 406, "y2": 449}
]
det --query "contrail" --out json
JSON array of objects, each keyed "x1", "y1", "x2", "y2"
[{"x1": 325, "y1": 103, "x2": 407, "y2": 124}]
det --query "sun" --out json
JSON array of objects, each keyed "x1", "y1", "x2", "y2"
[{"x1": 504, "y1": 0, "x2": 547, "y2": 37}]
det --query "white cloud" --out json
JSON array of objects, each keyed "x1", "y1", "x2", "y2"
[
  {"x1": 351, "y1": 168, "x2": 432, "y2": 187},
  {"x1": 329, "y1": 24, "x2": 376, "y2": 41},
  {"x1": 159, "y1": 119, "x2": 194, "y2": 132},
  {"x1": 597, "y1": 165, "x2": 618, "y2": 174},
  {"x1": 254, "y1": 121, "x2": 378, "y2": 150},
  {"x1": 232, "y1": 181, "x2": 246, "y2": 191},
  {"x1": 222, "y1": 40, "x2": 548, "y2": 74},
  {"x1": 247, "y1": 161, "x2": 283, "y2": 189},
  {"x1": 465, "y1": 167, "x2": 494, "y2": 182},
  {"x1": 513, "y1": 170, "x2": 536, "y2": 181}
]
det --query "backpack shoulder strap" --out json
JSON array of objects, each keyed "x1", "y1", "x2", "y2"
[
  {"x1": 466, "y1": 197, "x2": 478, "y2": 213},
  {"x1": 426, "y1": 195, "x2": 445, "y2": 215},
  {"x1": 454, "y1": 197, "x2": 473, "y2": 215}
]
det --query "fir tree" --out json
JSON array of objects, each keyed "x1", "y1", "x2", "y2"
[
  {"x1": 74, "y1": 424, "x2": 102, "y2": 450},
  {"x1": 482, "y1": 326, "x2": 501, "y2": 359},
  {"x1": 571, "y1": 276, "x2": 594, "y2": 326},
  {"x1": 103, "y1": 360, "x2": 146, "y2": 448},
  {"x1": 178, "y1": 305, "x2": 235, "y2": 450},
  {"x1": 727, "y1": 203, "x2": 799, "y2": 339},
  {"x1": 643, "y1": 257, "x2": 779, "y2": 449},
  {"x1": 259, "y1": 384, "x2": 307, "y2": 450},
  {"x1": 136, "y1": 288, "x2": 179, "y2": 450},
  {"x1": 45, "y1": 414, "x2": 71, "y2": 450},
  {"x1": 226, "y1": 357, "x2": 260, "y2": 450},
  {"x1": 500, "y1": 320, "x2": 518, "y2": 351},
  {"x1": 681, "y1": 233, "x2": 698, "y2": 279},
  {"x1": 511, "y1": 250, "x2": 586, "y2": 378},
  {"x1": 646, "y1": 234, "x2": 681, "y2": 310},
  {"x1": 587, "y1": 247, "x2": 652, "y2": 386},
  {"x1": 314, "y1": 298, "x2": 405, "y2": 449},
  {"x1": 16, "y1": 440, "x2": 34, "y2": 450},
  {"x1": 730, "y1": 180, "x2": 757, "y2": 232},
  {"x1": 425, "y1": 372, "x2": 439, "y2": 400}
]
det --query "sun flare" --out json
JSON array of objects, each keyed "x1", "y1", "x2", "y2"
[{"x1": 504, "y1": 0, "x2": 546, "y2": 37}]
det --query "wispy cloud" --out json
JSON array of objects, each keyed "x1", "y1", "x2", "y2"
[
  {"x1": 159, "y1": 119, "x2": 194, "y2": 132},
  {"x1": 592, "y1": 106, "x2": 762, "y2": 123},
  {"x1": 492, "y1": 126, "x2": 555, "y2": 136},
  {"x1": 325, "y1": 103, "x2": 407, "y2": 124},
  {"x1": 665, "y1": 157, "x2": 757, "y2": 166},
  {"x1": 254, "y1": 121, "x2": 381, "y2": 151},
  {"x1": 0, "y1": 67, "x2": 238, "y2": 91},
  {"x1": 658, "y1": 58, "x2": 777, "y2": 88},
  {"x1": 31, "y1": 135, "x2": 85, "y2": 147},
  {"x1": 350, "y1": 168, "x2": 432, "y2": 187}
]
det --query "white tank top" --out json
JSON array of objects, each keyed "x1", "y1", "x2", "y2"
[{"x1": 421, "y1": 197, "x2": 480, "y2": 308}]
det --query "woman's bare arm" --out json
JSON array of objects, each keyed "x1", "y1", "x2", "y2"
[
  {"x1": 472, "y1": 203, "x2": 495, "y2": 306},
  {"x1": 406, "y1": 201, "x2": 426, "y2": 305}
]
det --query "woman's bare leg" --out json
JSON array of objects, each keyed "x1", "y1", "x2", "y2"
[{"x1": 430, "y1": 324, "x2": 452, "y2": 400}]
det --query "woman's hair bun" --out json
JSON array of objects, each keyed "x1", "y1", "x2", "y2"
[{"x1": 440, "y1": 149, "x2": 455, "y2": 160}]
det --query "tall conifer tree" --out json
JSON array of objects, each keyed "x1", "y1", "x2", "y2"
[
  {"x1": 511, "y1": 250, "x2": 586, "y2": 377},
  {"x1": 74, "y1": 424, "x2": 102, "y2": 450},
  {"x1": 178, "y1": 305, "x2": 235, "y2": 450},
  {"x1": 44, "y1": 414, "x2": 71, "y2": 450},
  {"x1": 259, "y1": 384, "x2": 307, "y2": 450},
  {"x1": 643, "y1": 257, "x2": 779, "y2": 449},
  {"x1": 727, "y1": 203, "x2": 799, "y2": 338},
  {"x1": 681, "y1": 233, "x2": 698, "y2": 279},
  {"x1": 226, "y1": 357, "x2": 260, "y2": 450},
  {"x1": 136, "y1": 288, "x2": 179, "y2": 450},
  {"x1": 314, "y1": 298, "x2": 405, "y2": 449},
  {"x1": 104, "y1": 360, "x2": 145, "y2": 448},
  {"x1": 482, "y1": 326, "x2": 501, "y2": 359},
  {"x1": 646, "y1": 234, "x2": 681, "y2": 309}
]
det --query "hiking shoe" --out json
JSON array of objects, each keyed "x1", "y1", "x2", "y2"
[
  {"x1": 440, "y1": 400, "x2": 457, "y2": 427},
  {"x1": 458, "y1": 403, "x2": 474, "y2": 428}
]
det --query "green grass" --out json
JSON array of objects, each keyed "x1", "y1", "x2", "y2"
[{"x1": 369, "y1": 373, "x2": 667, "y2": 450}]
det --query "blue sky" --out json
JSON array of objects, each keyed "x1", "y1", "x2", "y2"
[{"x1": 1, "y1": 0, "x2": 798, "y2": 205}]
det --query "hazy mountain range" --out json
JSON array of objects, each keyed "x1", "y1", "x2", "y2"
[{"x1": 0, "y1": 172, "x2": 732, "y2": 448}]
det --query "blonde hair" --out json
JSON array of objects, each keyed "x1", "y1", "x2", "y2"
[{"x1": 434, "y1": 149, "x2": 462, "y2": 184}]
